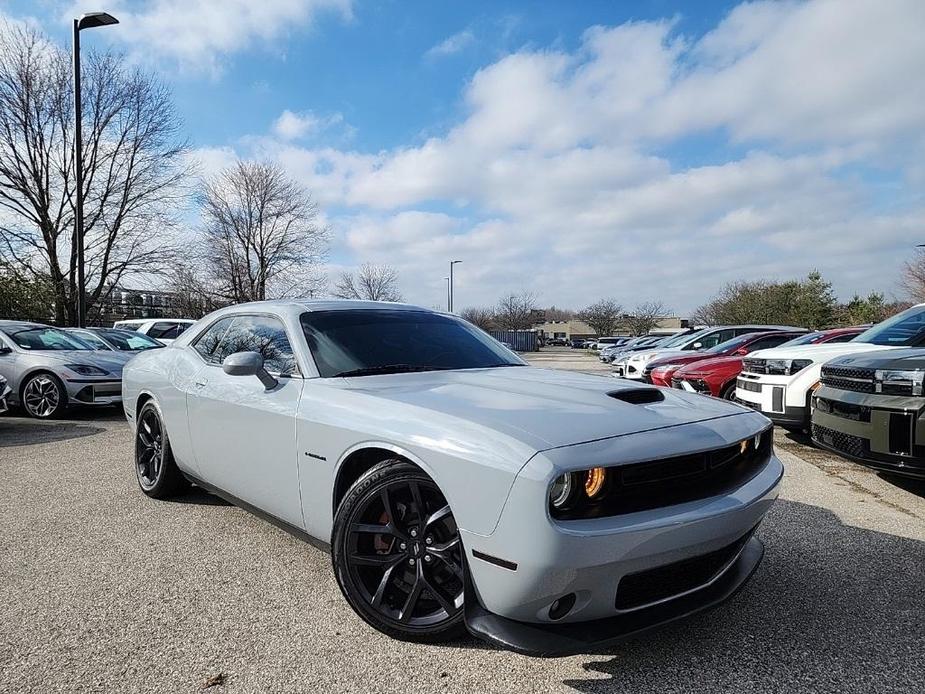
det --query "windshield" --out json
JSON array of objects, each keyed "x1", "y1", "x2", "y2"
[
  {"x1": 301, "y1": 309, "x2": 525, "y2": 377},
  {"x1": 97, "y1": 329, "x2": 163, "y2": 351},
  {"x1": 778, "y1": 331, "x2": 823, "y2": 347},
  {"x1": 6, "y1": 327, "x2": 93, "y2": 351},
  {"x1": 72, "y1": 330, "x2": 111, "y2": 350},
  {"x1": 705, "y1": 335, "x2": 750, "y2": 354},
  {"x1": 663, "y1": 328, "x2": 704, "y2": 348},
  {"x1": 854, "y1": 305, "x2": 925, "y2": 346}
]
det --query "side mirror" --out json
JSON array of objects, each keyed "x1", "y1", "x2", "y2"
[
  {"x1": 222, "y1": 351, "x2": 277, "y2": 389},
  {"x1": 692, "y1": 342, "x2": 703, "y2": 350}
]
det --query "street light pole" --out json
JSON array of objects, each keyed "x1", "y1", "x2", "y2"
[
  {"x1": 444, "y1": 277, "x2": 450, "y2": 312},
  {"x1": 449, "y1": 260, "x2": 462, "y2": 313},
  {"x1": 73, "y1": 11, "x2": 119, "y2": 328}
]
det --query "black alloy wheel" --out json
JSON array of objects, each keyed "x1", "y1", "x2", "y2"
[
  {"x1": 134, "y1": 400, "x2": 188, "y2": 499},
  {"x1": 332, "y1": 460, "x2": 466, "y2": 642}
]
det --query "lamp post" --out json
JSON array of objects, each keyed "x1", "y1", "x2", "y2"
[
  {"x1": 449, "y1": 260, "x2": 462, "y2": 313},
  {"x1": 444, "y1": 277, "x2": 450, "y2": 312},
  {"x1": 73, "y1": 11, "x2": 119, "y2": 327}
]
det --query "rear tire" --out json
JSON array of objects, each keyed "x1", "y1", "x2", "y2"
[
  {"x1": 332, "y1": 459, "x2": 466, "y2": 643},
  {"x1": 135, "y1": 400, "x2": 189, "y2": 499}
]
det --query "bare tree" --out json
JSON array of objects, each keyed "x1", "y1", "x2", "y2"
[
  {"x1": 459, "y1": 306, "x2": 495, "y2": 330},
  {"x1": 494, "y1": 291, "x2": 537, "y2": 330},
  {"x1": 902, "y1": 249, "x2": 925, "y2": 302},
  {"x1": 577, "y1": 299, "x2": 623, "y2": 336},
  {"x1": 0, "y1": 24, "x2": 191, "y2": 325},
  {"x1": 161, "y1": 262, "x2": 227, "y2": 319},
  {"x1": 625, "y1": 301, "x2": 669, "y2": 336},
  {"x1": 333, "y1": 263, "x2": 403, "y2": 301},
  {"x1": 200, "y1": 160, "x2": 328, "y2": 303}
]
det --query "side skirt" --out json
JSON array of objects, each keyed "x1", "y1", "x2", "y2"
[{"x1": 183, "y1": 472, "x2": 331, "y2": 553}]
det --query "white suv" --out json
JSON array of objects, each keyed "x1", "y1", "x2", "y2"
[
  {"x1": 735, "y1": 304, "x2": 925, "y2": 431},
  {"x1": 111, "y1": 318, "x2": 196, "y2": 345}
]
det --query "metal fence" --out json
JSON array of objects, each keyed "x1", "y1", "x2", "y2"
[{"x1": 488, "y1": 330, "x2": 539, "y2": 352}]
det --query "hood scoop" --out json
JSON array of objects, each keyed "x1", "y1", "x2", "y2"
[{"x1": 607, "y1": 388, "x2": 665, "y2": 405}]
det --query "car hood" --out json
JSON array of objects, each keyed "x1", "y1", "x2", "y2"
[
  {"x1": 23, "y1": 350, "x2": 129, "y2": 375},
  {"x1": 746, "y1": 342, "x2": 896, "y2": 363},
  {"x1": 336, "y1": 366, "x2": 752, "y2": 450},
  {"x1": 826, "y1": 347, "x2": 925, "y2": 371},
  {"x1": 649, "y1": 352, "x2": 715, "y2": 369}
]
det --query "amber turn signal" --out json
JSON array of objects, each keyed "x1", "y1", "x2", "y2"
[{"x1": 584, "y1": 467, "x2": 606, "y2": 498}]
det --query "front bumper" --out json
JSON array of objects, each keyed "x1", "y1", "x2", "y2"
[
  {"x1": 461, "y1": 414, "x2": 782, "y2": 655},
  {"x1": 811, "y1": 387, "x2": 925, "y2": 478},
  {"x1": 466, "y1": 535, "x2": 764, "y2": 657},
  {"x1": 64, "y1": 379, "x2": 123, "y2": 406},
  {"x1": 735, "y1": 376, "x2": 809, "y2": 429},
  {"x1": 613, "y1": 362, "x2": 644, "y2": 379}
]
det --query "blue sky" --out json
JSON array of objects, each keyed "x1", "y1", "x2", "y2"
[{"x1": 8, "y1": 0, "x2": 925, "y2": 313}]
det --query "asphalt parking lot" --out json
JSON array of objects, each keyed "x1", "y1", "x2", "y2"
[{"x1": 1, "y1": 349, "x2": 924, "y2": 693}]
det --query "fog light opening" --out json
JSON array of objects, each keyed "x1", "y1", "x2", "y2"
[{"x1": 548, "y1": 593, "x2": 577, "y2": 621}]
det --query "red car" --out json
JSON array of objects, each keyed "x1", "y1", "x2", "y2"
[
  {"x1": 646, "y1": 330, "x2": 807, "y2": 387},
  {"x1": 670, "y1": 326, "x2": 867, "y2": 399}
]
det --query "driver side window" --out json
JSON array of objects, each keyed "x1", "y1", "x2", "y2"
[{"x1": 192, "y1": 317, "x2": 235, "y2": 364}]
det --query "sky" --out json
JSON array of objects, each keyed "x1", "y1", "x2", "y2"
[{"x1": 7, "y1": 0, "x2": 925, "y2": 314}]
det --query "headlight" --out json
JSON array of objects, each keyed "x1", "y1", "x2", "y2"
[
  {"x1": 549, "y1": 432, "x2": 770, "y2": 520},
  {"x1": 766, "y1": 359, "x2": 812, "y2": 376},
  {"x1": 653, "y1": 363, "x2": 683, "y2": 372},
  {"x1": 875, "y1": 369, "x2": 924, "y2": 396},
  {"x1": 64, "y1": 364, "x2": 109, "y2": 376}
]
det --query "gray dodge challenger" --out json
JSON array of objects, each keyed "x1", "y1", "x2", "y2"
[{"x1": 122, "y1": 300, "x2": 783, "y2": 656}]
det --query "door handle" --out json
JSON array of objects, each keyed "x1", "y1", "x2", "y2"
[{"x1": 194, "y1": 380, "x2": 207, "y2": 388}]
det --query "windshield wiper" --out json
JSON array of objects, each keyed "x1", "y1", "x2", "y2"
[{"x1": 333, "y1": 364, "x2": 453, "y2": 378}]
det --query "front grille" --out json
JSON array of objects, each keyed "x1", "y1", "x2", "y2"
[
  {"x1": 812, "y1": 423, "x2": 868, "y2": 458},
  {"x1": 561, "y1": 430, "x2": 772, "y2": 519},
  {"x1": 821, "y1": 365, "x2": 876, "y2": 394},
  {"x1": 742, "y1": 358, "x2": 767, "y2": 375},
  {"x1": 615, "y1": 531, "x2": 752, "y2": 611}
]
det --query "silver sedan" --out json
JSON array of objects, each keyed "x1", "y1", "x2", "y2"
[{"x1": 0, "y1": 321, "x2": 130, "y2": 418}]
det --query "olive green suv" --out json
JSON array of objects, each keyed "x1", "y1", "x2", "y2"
[{"x1": 812, "y1": 348, "x2": 925, "y2": 479}]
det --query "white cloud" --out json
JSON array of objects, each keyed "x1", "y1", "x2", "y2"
[
  {"x1": 68, "y1": 0, "x2": 353, "y2": 73},
  {"x1": 272, "y1": 110, "x2": 344, "y2": 140},
  {"x1": 425, "y1": 29, "x2": 475, "y2": 59},
  {"x1": 190, "y1": 0, "x2": 925, "y2": 311}
]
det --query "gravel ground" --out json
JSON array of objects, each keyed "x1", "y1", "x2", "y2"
[{"x1": 1, "y1": 349, "x2": 923, "y2": 693}]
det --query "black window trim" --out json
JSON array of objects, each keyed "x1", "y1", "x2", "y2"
[{"x1": 188, "y1": 312, "x2": 304, "y2": 378}]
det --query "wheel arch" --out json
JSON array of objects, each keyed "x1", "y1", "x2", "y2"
[{"x1": 332, "y1": 442, "x2": 441, "y2": 518}]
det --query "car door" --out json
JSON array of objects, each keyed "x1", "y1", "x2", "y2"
[{"x1": 186, "y1": 314, "x2": 305, "y2": 527}]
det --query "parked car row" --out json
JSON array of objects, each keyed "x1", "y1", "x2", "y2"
[
  {"x1": 608, "y1": 305, "x2": 925, "y2": 480},
  {"x1": 0, "y1": 318, "x2": 193, "y2": 419}
]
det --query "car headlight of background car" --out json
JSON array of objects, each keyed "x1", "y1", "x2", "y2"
[
  {"x1": 765, "y1": 359, "x2": 813, "y2": 376},
  {"x1": 64, "y1": 364, "x2": 109, "y2": 377},
  {"x1": 547, "y1": 430, "x2": 772, "y2": 520},
  {"x1": 874, "y1": 369, "x2": 924, "y2": 396}
]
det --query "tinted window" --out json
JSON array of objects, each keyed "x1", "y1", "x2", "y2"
[
  {"x1": 826, "y1": 332, "x2": 860, "y2": 343},
  {"x1": 300, "y1": 309, "x2": 524, "y2": 378},
  {"x1": 148, "y1": 322, "x2": 177, "y2": 339},
  {"x1": 97, "y1": 329, "x2": 163, "y2": 351},
  {"x1": 4, "y1": 327, "x2": 92, "y2": 351},
  {"x1": 746, "y1": 334, "x2": 795, "y2": 351},
  {"x1": 778, "y1": 331, "x2": 823, "y2": 347},
  {"x1": 73, "y1": 330, "x2": 112, "y2": 350},
  {"x1": 215, "y1": 315, "x2": 298, "y2": 375},
  {"x1": 193, "y1": 317, "x2": 235, "y2": 363},
  {"x1": 854, "y1": 305, "x2": 925, "y2": 346}
]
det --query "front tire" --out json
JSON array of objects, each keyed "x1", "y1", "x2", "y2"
[
  {"x1": 720, "y1": 382, "x2": 737, "y2": 401},
  {"x1": 135, "y1": 400, "x2": 188, "y2": 498},
  {"x1": 332, "y1": 460, "x2": 466, "y2": 643},
  {"x1": 21, "y1": 372, "x2": 67, "y2": 419}
]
